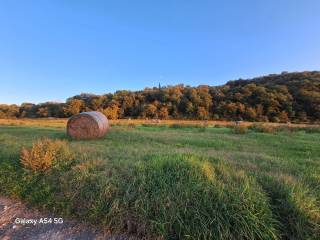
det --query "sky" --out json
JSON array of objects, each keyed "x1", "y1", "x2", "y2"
[{"x1": 1, "y1": 0, "x2": 320, "y2": 104}]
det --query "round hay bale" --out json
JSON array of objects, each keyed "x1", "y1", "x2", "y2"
[{"x1": 67, "y1": 111, "x2": 109, "y2": 139}]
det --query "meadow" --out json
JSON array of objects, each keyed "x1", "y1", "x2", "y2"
[{"x1": 0, "y1": 119, "x2": 319, "y2": 239}]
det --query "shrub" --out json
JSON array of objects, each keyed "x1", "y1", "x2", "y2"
[
  {"x1": 110, "y1": 122, "x2": 121, "y2": 126},
  {"x1": 198, "y1": 126, "x2": 207, "y2": 132},
  {"x1": 170, "y1": 123, "x2": 203, "y2": 129},
  {"x1": 233, "y1": 125, "x2": 248, "y2": 134},
  {"x1": 304, "y1": 127, "x2": 320, "y2": 134},
  {"x1": 127, "y1": 123, "x2": 136, "y2": 128},
  {"x1": 250, "y1": 124, "x2": 276, "y2": 133},
  {"x1": 277, "y1": 126, "x2": 295, "y2": 135},
  {"x1": 141, "y1": 123, "x2": 155, "y2": 127},
  {"x1": 169, "y1": 123, "x2": 185, "y2": 129},
  {"x1": 20, "y1": 138, "x2": 74, "y2": 172}
]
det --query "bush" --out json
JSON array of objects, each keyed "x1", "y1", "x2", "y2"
[
  {"x1": 198, "y1": 126, "x2": 207, "y2": 132},
  {"x1": 250, "y1": 124, "x2": 276, "y2": 133},
  {"x1": 127, "y1": 123, "x2": 136, "y2": 128},
  {"x1": 141, "y1": 123, "x2": 155, "y2": 127},
  {"x1": 304, "y1": 127, "x2": 320, "y2": 134},
  {"x1": 233, "y1": 125, "x2": 248, "y2": 134},
  {"x1": 169, "y1": 123, "x2": 186, "y2": 129},
  {"x1": 277, "y1": 126, "x2": 295, "y2": 135},
  {"x1": 170, "y1": 123, "x2": 203, "y2": 129},
  {"x1": 20, "y1": 138, "x2": 74, "y2": 172}
]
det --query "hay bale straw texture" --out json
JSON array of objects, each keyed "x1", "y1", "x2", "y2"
[{"x1": 67, "y1": 111, "x2": 109, "y2": 139}]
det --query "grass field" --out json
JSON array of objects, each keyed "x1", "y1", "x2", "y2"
[
  {"x1": 0, "y1": 119, "x2": 319, "y2": 239},
  {"x1": 1, "y1": 118, "x2": 319, "y2": 128}
]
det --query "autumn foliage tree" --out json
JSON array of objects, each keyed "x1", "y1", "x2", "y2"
[
  {"x1": 1, "y1": 71, "x2": 320, "y2": 123},
  {"x1": 64, "y1": 99, "x2": 85, "y2": 116}
]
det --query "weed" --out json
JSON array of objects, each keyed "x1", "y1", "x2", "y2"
[
  {"x1": 250, "y1": 124, "x2": 276, "y2": 133},
  {"x1": 20, "y1": 138, "x2": 74, "y2": 172},
  {"x1": 233, "y1": 125, "x2": 248, "y2": 134}
]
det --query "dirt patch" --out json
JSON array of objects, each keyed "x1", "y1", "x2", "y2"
[{"x1": 0, "y1": 196, "x2": 132, "y2": 240}]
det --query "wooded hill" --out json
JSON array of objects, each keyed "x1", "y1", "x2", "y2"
[{"x1": 1, "y1": 71, "x2": 320, "y2": 123}]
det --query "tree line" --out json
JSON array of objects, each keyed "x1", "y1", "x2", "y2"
[{"x1": 1, "y1": 71, "x2": 320, "y2": 123}]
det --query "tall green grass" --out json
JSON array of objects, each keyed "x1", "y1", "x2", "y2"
[{"x1": 0, "y1": 125, "x2": 319, "y2": 239}]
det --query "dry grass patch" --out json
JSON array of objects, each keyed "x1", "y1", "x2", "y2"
[
  {"x1": 250, "y1": 124, "x2": 276, "y2": 133},
  {"x1": 1, "y1": 118, "x2": 320, "y2": 133},
  {"x1": 233, "y1": 125, "x2": 248, "y2": 134}
]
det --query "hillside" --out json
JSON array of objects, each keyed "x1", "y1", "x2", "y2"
[{"x1": 1, "y1": 71, "x2": 320, "y2": 122}]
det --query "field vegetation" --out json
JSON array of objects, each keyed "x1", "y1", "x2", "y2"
[
  {"x1": 0, "y1": 119, "x2": 319, "y2": 239},
  {"x1": 0, "y1": 118, "x2": 319, "y2": 130}
]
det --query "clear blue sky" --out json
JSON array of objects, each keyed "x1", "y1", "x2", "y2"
[{"x1": 1, "y1": 0, "x2": 320, "y2": 104}]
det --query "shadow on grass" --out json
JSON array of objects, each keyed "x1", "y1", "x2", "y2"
[{"x1": 258, "y1": 175, "x2": 320, "y2": 240}]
